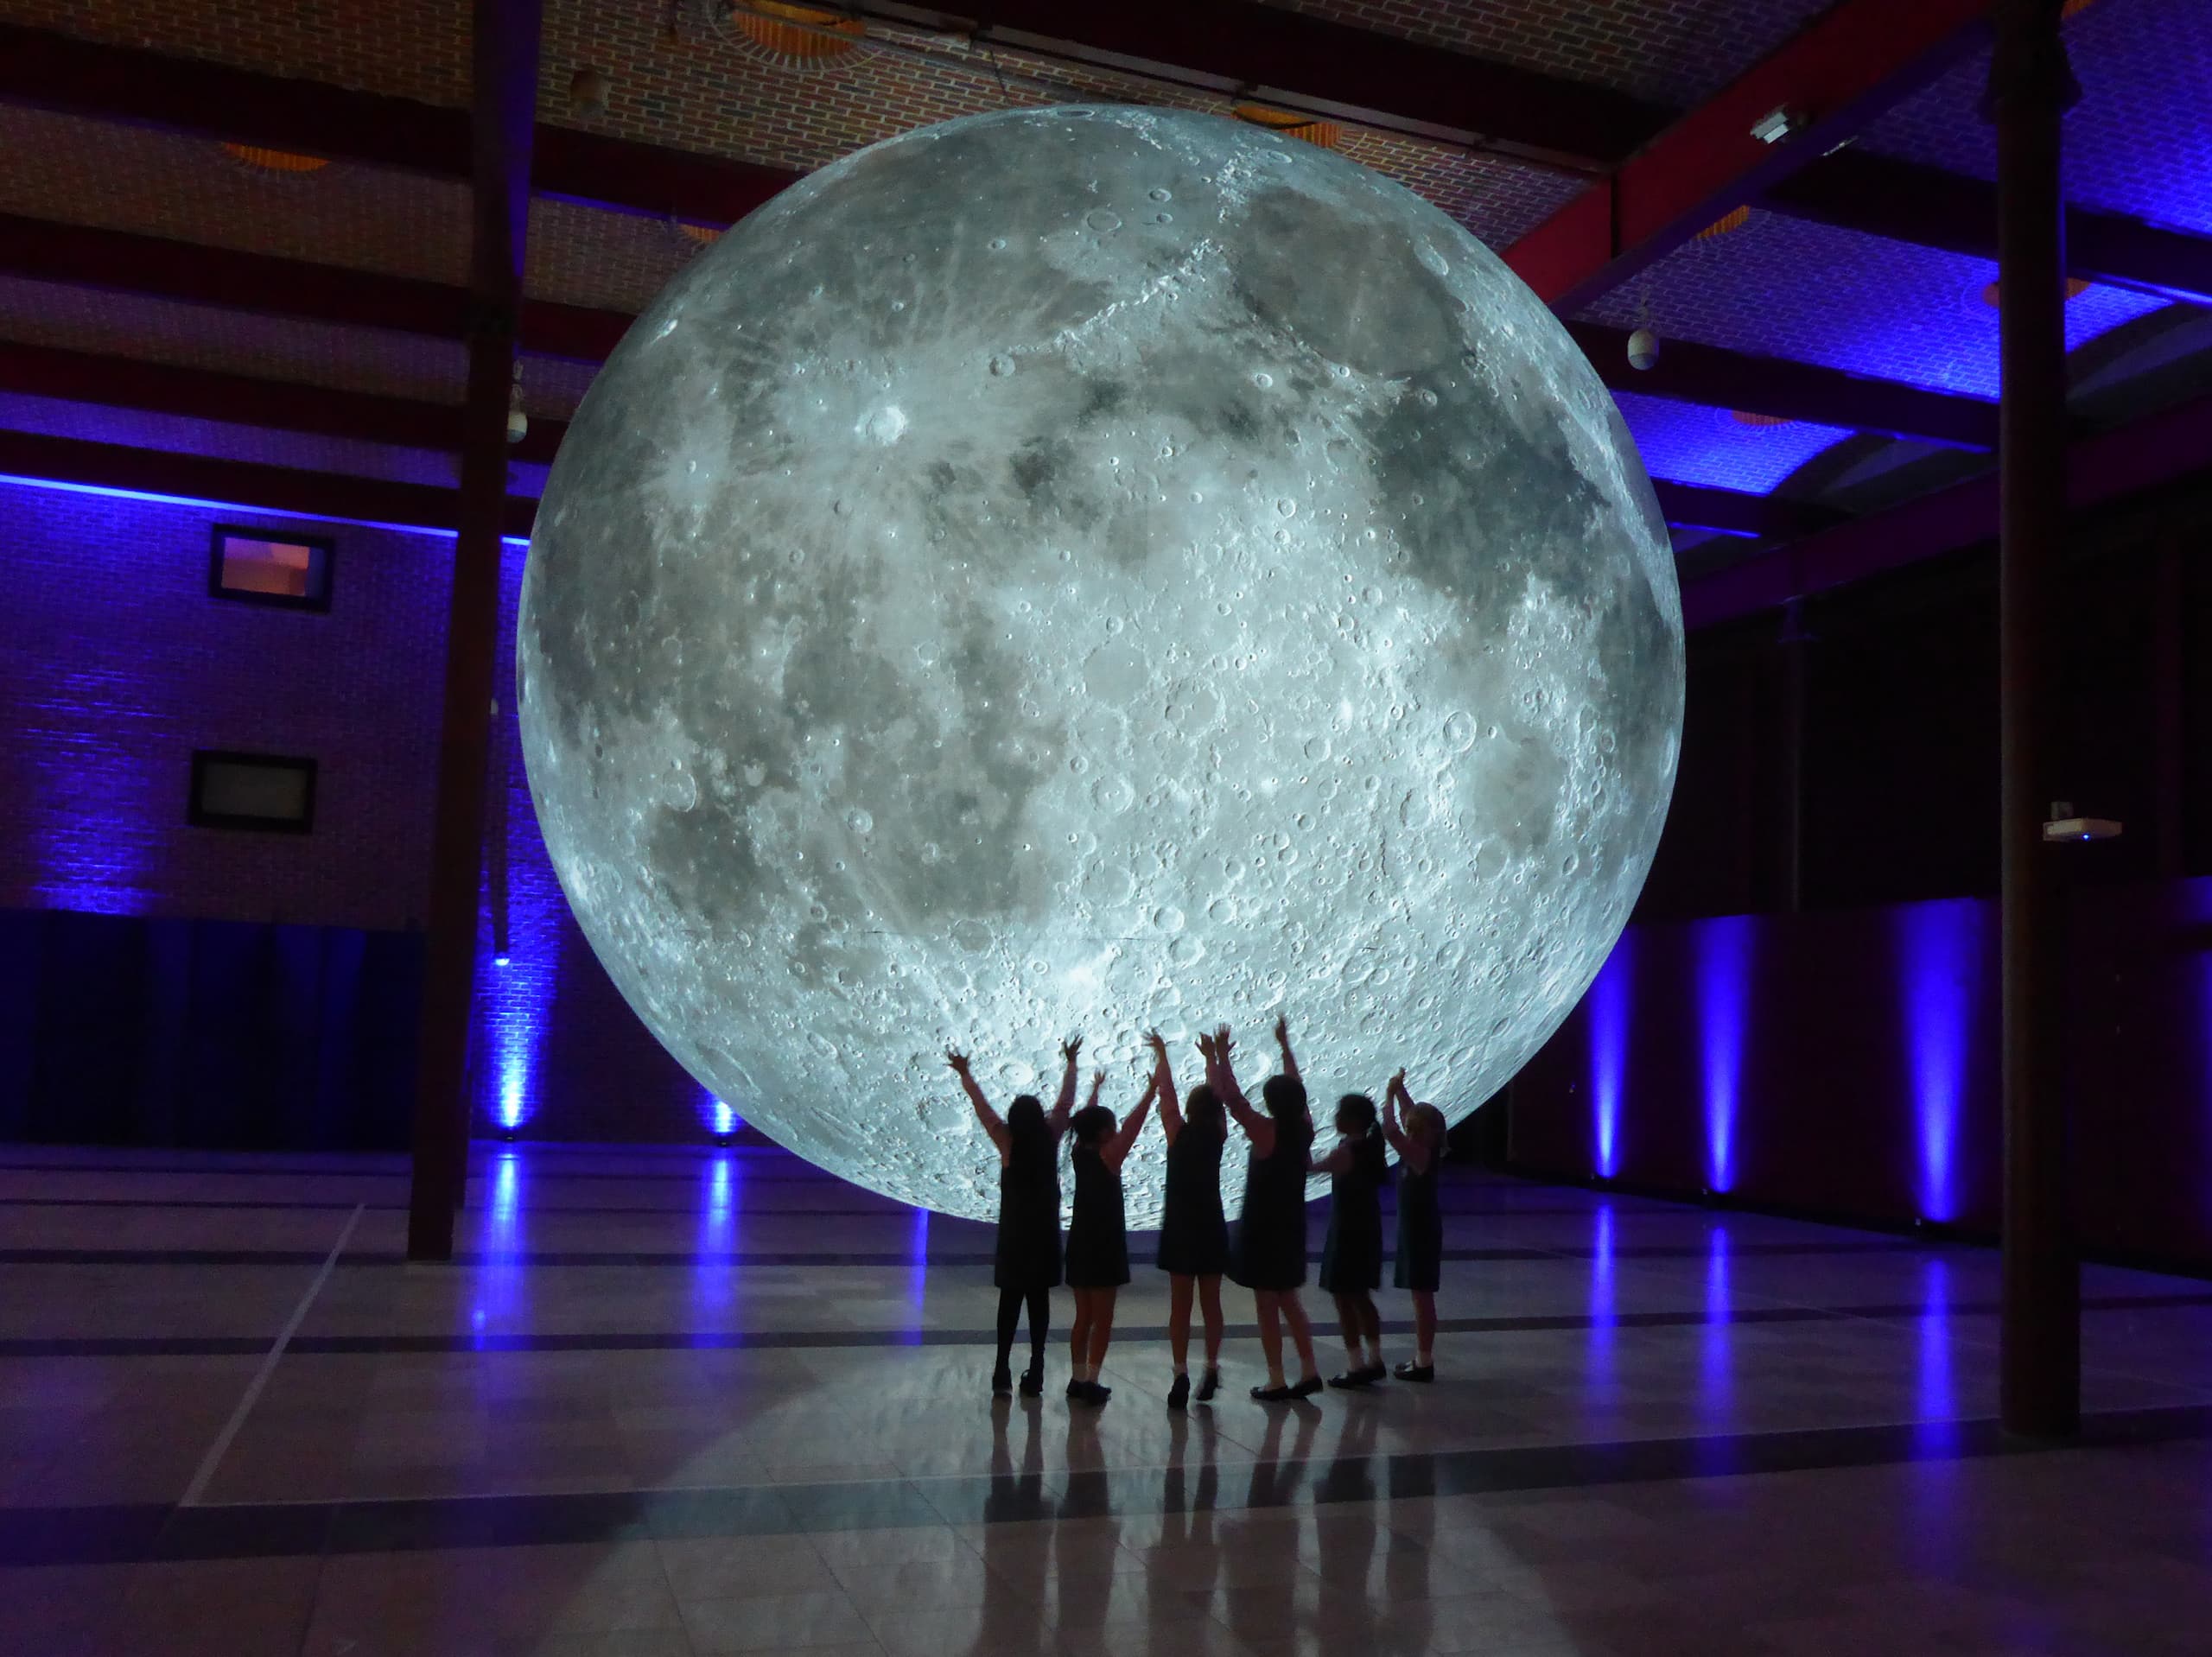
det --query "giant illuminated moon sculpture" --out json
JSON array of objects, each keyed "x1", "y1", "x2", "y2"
[{"x1": 518, "y1": 106, "x2": 1683, "y2": 1223}]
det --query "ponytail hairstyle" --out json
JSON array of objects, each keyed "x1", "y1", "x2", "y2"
[
  {"x1": 1184, "y1": 1082, "x2": 1226, "y2": 1140},
  {"x1": 1071, "y1": 1102, "x2": 1116, "y2": 1149},
  {"x1": 1334, "y1": 1092, "x2": 1378, "y2": 1138}
]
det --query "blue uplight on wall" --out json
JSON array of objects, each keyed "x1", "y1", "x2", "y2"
[
  {"x1": 702, "y1": 1093, "x2": 742, "y2": 1139},
  {"x1": 1896, "y1": 898, "x2": 1983, "y2": 1223},
  {"x1": 1695, "y1": 916, "x2": 1755, "y2": 1195},
  {"x1": 1586, "y1": 938, "x2": 1631, "y2": 1178},
  {"x1": 474, "y1": 532, "x2": 563, "y2": 1136}
]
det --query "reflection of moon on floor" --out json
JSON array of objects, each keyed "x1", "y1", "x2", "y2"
[{"x1": 519, "y1": 104, "x2": 1683, "y2": 1223}]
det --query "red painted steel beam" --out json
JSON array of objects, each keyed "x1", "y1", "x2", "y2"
[
  {"x1": 1503, "y1": 0, "x2": 1992, "y2": 312},
  {"x1": 0, "y1": 215, "x2": 630, "y2": 361},
  {"x1": 1572, "y1": 323, "x2": 1999, "y2": 449},
  {"x1": 0, "y1": 23, "x2": 797, "y2": 227},
  {"x1": 1650, "y1": 480, "x2": 1841, "y2": 540},
  {"x1": 949, "y1": 0, "x2": 1664, "y2": 169},
  {"x1": 0, "y1": 340, "x2": 568, "y2": 465},
  {"x1": 1681, "y1": 388, "x2": 2212, "y2": 629},
  {"x1": 1766, "y1": 150, "x2": 2212, "y2": 304},
  {"x1": 0, "y1": 428, "x2": 537, "y2": 536}
]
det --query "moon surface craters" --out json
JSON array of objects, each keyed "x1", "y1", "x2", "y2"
[{"x1": 518, "y1": 105, "x2": 1683, "y2": 1224}]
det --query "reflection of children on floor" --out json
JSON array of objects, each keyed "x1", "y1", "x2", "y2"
[
  {"x1": 1063, "y1": 1067, "x2": 1153, "y2": 1405},
  {"x1": 1313, "y1": 1090, "x2": 1389, "y2": 1388},
  {"x1": 950, "y1": 1036, "x2": 1080, "y2": 1397},
  {"x1": 1383, "y1": 1070, "x2": 1446, "y2": 1381},
  {"x1": 1147, "y1": 1029, "x2": 1229, "y2": 1410}
]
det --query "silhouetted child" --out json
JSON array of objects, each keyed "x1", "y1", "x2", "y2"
[
  {"x1": 1314, "y1": 1090, "x2": 1389, "y2": 1387},
  {"x1": 950, "y1": 1036, "x2": 1081, "y2": 1395},
  {"x1": 1383, "y1": 1070, "x2": 1446, "y2": 1381},
  {"x1": 1147, "y1": 1029, "x2": 1229, "y2": 1409},
  {"x1": 1063, "y1": 1065, "x2": 1153, "y2": 1405},
  {"x1": 1206, "y1": 1015, "x2": 1322, "y2": 1401}
]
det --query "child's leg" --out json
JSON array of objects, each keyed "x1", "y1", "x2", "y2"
[
  {"x1": 1255, "y1": 1290, "x2": 1286, "y2": 1387},
  {"x1": 1281, "y1": 1290, "x2": 1319, "y2": 1380},
  {"x1": 1084, "y1": 1287, "x2": 1118, "y2": 1371},
  {"x1": 995, "y1": 1286, "x2": 1021, "y2": 1372},
  {"x1": 1333, "y1": 1292, "x2": 1363, "y2": 1361},
  {"x1": 1413, "y1": 1289, "x2": 1436, "y2": 1364},
  {"x1": 1198, "y1": 1274, "x2": 1224, "y2": 1368},
  {"x1": 1068, "y1": 1288, "x2": 1093, "y2": 1379},
  {"x1": 1357, "y1": 1292, "x2": 1382, "y2": 1366},
  {"x1": 1026, "y1": 1286, "x2": 1051, "y2": 1373},
  {"x1": 1168, "y1": 1274, "x2": 1194, "y2": 1374}
]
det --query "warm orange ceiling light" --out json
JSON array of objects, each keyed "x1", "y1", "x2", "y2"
[
  {"x1": 730, "y1": 2, "x2": 865, "y2": 60},
  {"x1": 1730, "y1": 410, "x2": 1794, "y2": 427},
  {"x1": 2061, "y1": 0, "x2": 2101, "y2": 18},
  {"x1": 1696, "y1": 206, "x2": 1750, "y2": 240},
  {"x1": 221, "y1": 143, "x2": 330, "y2": 174},
  {"x1": 1980, "y1": 276, "x2": 2093, "y2": 308},
  {"x1": 677, "y1": 222, "x2": 723, "y2": 245},
  {"x1": 1232, "y1": 104, "x2": 1344, "y2": 149}
]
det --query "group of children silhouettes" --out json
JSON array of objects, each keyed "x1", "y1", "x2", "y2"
[{"x1": 946, "y1": 1016, "x2": 1447, "y2": 1406}]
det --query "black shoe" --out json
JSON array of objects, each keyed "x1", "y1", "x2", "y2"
[
  {"x1": 1250, "y1": 1382, "x2": 1296, "y2": 1403},
  {"x1": 1326, "y1": 1368, "x2": 1374, "y2": 1390},
  {"x1": 1167, "y1": 1372, "x2": 1191, "y2": 1411},
  {"x1": 993, "y1": 1363, "x2": 1013, "y2": 1395},
  {"x1": 1194, "y1": 1367, "x2": 1220, "y2": 1403},
  {"x1": 1290, "y1": 1374, "x2": 1325, "y2": 1399},
  {"x1": 1071, "y1": 1379, "x2": 1111, "y2": 1406},
  {"x1": 1065, "y1": 1377, "x2": 1084, "y2": 1399},
  {"x1": 1020, "y1": 1365, "x2": 1044, "y2": 1396},
  {"x1": 1359, "y1": 1362, "x2": 1389, "y2": 1386},
  {"x1": 1394, "y1": 1360, "x2": 1435, "y2": 1383}
]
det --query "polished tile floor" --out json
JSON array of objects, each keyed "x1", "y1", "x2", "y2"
[{"x1": 3, "y1": 1141, "x2": 2210, "y2": 1655}]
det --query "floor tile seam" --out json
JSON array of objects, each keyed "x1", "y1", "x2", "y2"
[
  {"x1": 177, "y1": 1203, "x2": 365, "y2": 1509},
  {"x1": 8, "y1": 1292, "x2": 2209, "y2": 1359},
  {"x1": 17, "y1": 1401, "x2": 2212, "y2": 1569}
]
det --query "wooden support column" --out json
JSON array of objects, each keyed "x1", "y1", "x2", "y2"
[
  {"x1": 1989, "y1": 0, "x2": 2079, "y2": 1438},
  {"x1": 2152, "y1": 535, "x2": 2188, "y2": 879},
  {"x1": 409, "y1": 0, "x2": 542, "y2": 1261}
]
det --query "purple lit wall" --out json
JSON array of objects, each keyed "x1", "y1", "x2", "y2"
[
  {"x1": 1513, "y1": 883, "x2": 2212, "y2": 1273},
  {"x1": 0, "y1": 473, "x2": 708, "y2": 1147},
  {"x1": 1695, "y1": 915, "x2": 1755, "y2": 1195}
]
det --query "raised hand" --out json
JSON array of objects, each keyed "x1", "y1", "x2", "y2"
[
  {"x1": 1143, "y1": 1029, "x2": 1168, "y2": 1062},
  {"x1": 1273, "y1": 1013, "x2": 1290, "y2": 1047},
  {"x1": 1060, "y1": 1034, "x2": 1084, "y2": 1063},
  {"x1": 945, "y1": 1047, "x2": 972, "y2": 1075}
]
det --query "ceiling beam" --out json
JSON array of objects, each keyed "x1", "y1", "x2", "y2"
[
  {"x1": 0, "y1": 215, "x2": 630, "y2": 361},
  {"x1": 0, "y1": 23, "x2": 795, "y2": 227},
  {"x1": 1681, "y1": 389, "x2": 2212, "y2": 628},
  {"x1": 933, "y1": 1, "x2": 1663, "y2": 169},
  {"x1": 0, "y1": 429, "x2": 537, "y2": 537},
  {"x1": 1765, "y1": 150, "x2": 2212, "y2": 305},
  {"x1": 0, "y1": 339, "x2": 564, "y2": 465},
  {"x1": 1503, "y1": 0, "x2": 1991, "y2": 312},
  {"x1": 1651, "y1": 480, "x2": 1843, "y2": 540},
  {"x1": 1571, "y1": 323, "x2": 1999, "y2": 448}
]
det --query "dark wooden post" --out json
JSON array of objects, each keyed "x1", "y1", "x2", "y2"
[
  {"x1": 1989, "y1": 0, "x2": 2080, "y2": 1437},
  {"x1": 2152, "y1": 535, "x2": 2187, "y2": 879},
  {"x1": 408, "y1": 0, "x2": 542, "y2": 1261}
]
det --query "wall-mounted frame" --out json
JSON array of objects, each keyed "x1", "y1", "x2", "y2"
[
  {"x1": 207, "y1": 525, "x2": 334, "y2": 612},
  {"x1": 188, "y1": 750, "x2": 319, "y2": 833}
]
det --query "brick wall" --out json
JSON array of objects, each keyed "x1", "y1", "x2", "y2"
[
  {"x1": 0, "y1": 476, "x2": 449, "y2": 925},
  {"x1": 0, "y1": 473, "x2": 710, "y2": 1142}
]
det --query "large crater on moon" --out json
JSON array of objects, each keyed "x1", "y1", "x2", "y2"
[{"x1": 519, "y1": 105, "x2": 1683, "y2": 1224}]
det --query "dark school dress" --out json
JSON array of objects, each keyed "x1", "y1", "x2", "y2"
[
  {"x1": 1318, "y1": 1132, "x2": 1387, "y2": 1294},
  {"x1": 994, "y1": 1138, "x2": 1063, "y2": 1291},
  {"x1": 1064, "y1": 1142, "x2": 1131, "y2": 1288},
  {"x1": 1230, "y1": 1114, "x2": 1313, "y2": 1291},
  {"x1": 1154, "y1": 1122, "x2": 1230, "y2": 1277},
  {"x1": 1394, "y1": 1152, "x2": 1443, "y2": 1293}
]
